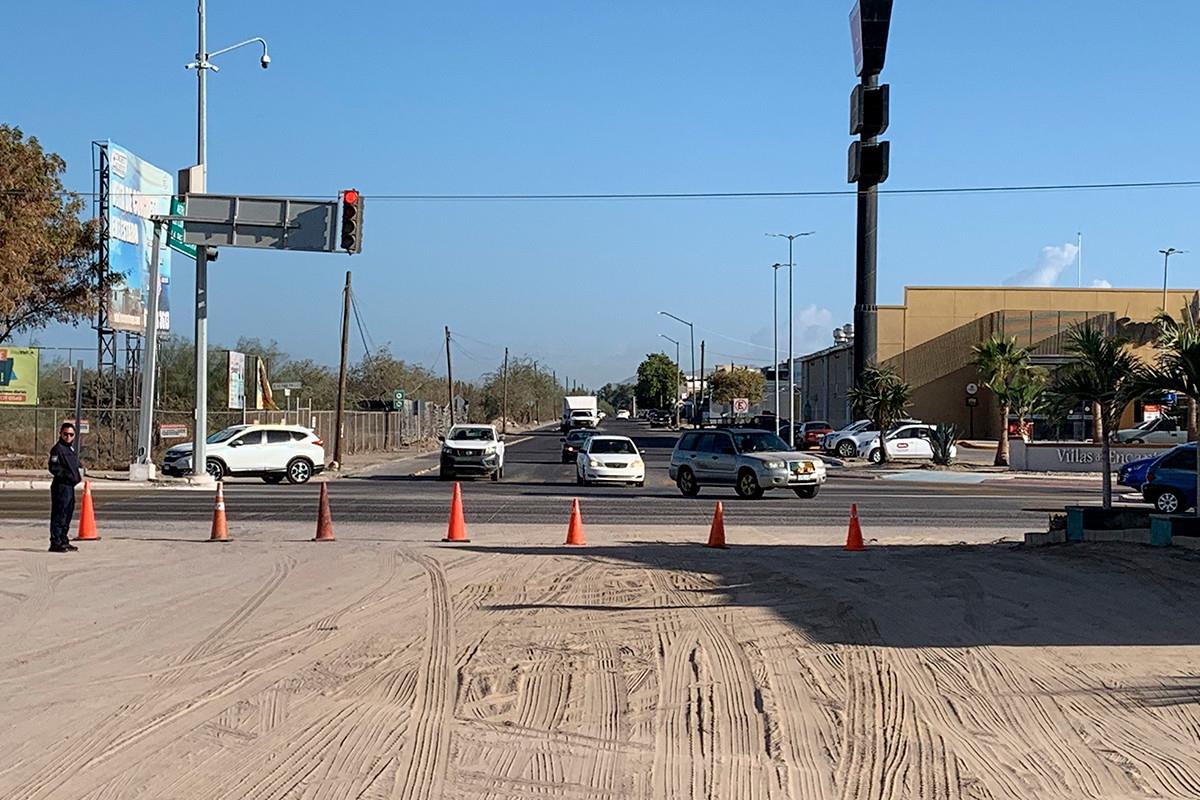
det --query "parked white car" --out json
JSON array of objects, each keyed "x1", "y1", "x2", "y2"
[
  {"x1": 162, "y1": 424, "x2": 325, "y2": 483},
  {"x1": 439, "y1": 424, "x2": 506, "y2": 481},
  {"x1": 856, "y1": 423, "x2": 953, "y2": 463},
  {"x1": 576, "y1": 435, "x2": 645, "y2": 486},
  {"x1": 823, "y1": 419, "x2": 874, "y2": 458},
  {"x1": 1113, "y1": 416, "x2": 1187, "y2": 445}
]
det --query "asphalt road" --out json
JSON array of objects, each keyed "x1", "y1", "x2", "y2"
[{"x1": 5, "y1": 420, "x2": 1103, "y2": 529}]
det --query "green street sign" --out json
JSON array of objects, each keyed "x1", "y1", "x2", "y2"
[
  {"x1": 393, "y1": 389, "x2": 406, "y2": 405},
  {"x1": 167, "y1": 197, "x2": 197, "y2": 258}
]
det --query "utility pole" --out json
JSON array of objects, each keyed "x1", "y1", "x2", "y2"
[
  {"x1": 445, "y1": 326, "x2": 455, "y2": 425},
  {"x1": 699, "y1": 340, "x2": 706, "y2": 426},
  {"x1": 332, "y1": 271, "x2": 351, "y2": 467},
  {"x1": 502, "y1": 347, "x2": 509, "y2": 436}
]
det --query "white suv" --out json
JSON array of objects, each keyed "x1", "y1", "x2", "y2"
[{"x1": 162, "y1": 424, "x2": 326, "y2": 484}]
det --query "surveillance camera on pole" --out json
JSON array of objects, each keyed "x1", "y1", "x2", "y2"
[{"x1": 848, "y1": 0, "x2": 893, "y2": 390}]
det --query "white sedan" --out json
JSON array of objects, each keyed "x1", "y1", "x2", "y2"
[
  {"x1": 856, "y1": 423, "x2": 954, "y2": 463},
  {"x1": 576, "y1": 435, "x2": 645, "y2": 486}
]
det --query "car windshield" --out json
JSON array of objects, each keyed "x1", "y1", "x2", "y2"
[
  {"x1": 571, "y1": 410, "x2": 591, "y2": 417},
  {"x1": 1134, "y1": 418, "x2": 1161, "y2": 430},
  {"x1": 590, "y1": 439, "x2": 637, "y2": 455},
  {"x1": 567, "y1": 430, "x2": 592, "y2": 442},
  {"x1": 733, "y1": 431, "x2": 789, "y2": 453},
  {"x1": 208, "y1": 426, "x2": 247, "y2": 444},
  {"x1": 449, "y1": 427, "x2": 494, "y2": 441}
]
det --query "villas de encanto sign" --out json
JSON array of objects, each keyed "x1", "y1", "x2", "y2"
[{"x1": 1009, "y1": 440, "x2": 1173, "y2": 472}]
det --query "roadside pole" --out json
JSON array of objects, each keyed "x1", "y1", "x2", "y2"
[
  {"x1": 73, "y1": 359, "x2": 84, "y2": 456},
  {"x1": 333, "y1": 271, "x2": 351, "y2": 468},
  {"x1": 502, "y1": 347, "x2": 509, "y2": 436},
  {"x1": 698, "y1": 340, "x2": 706, "y2": 427},
  {"x1": 445, "y1": 326, "x2": 455, "y2": 425},
  {"x1": 133, "y1": 220, "x2": 164, "y2": 476},
  {"x1": 193, "y1": 245, "x2": 210, "y2": 481}
]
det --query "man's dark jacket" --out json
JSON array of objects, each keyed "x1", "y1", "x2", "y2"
[{"x1": 48, "y1": 440, "x2": 82, "y2": 486}]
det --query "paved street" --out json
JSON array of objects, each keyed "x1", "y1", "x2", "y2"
[{"x1": 5, "y1": 420, "x2": 1101, "y2": 530}]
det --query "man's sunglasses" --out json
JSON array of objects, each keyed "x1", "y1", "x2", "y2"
[{"x1": 62, "y1": 431, "x2": 76, "y2": 437}]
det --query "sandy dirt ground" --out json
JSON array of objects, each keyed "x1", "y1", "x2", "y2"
[{"x1": 3, "y1": 516, "x2": 1200, "y2": 799}]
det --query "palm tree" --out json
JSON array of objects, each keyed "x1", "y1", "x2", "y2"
[
  {"x1": 848, "y1": 365, "x2": 912, "y2": 463},
  {"x1": 1045, "y1": 326, "x2": 1147, "y2": 509},
  {"x1": 1141, "y1": 317, "x2": 1200, "y2": 515},
  {"x1": 1008, "y1": 368, "x2": 1048, "y2": 441},
  {"x1": 973, "y1": 335, "x2": 1032, "y2": 466}
]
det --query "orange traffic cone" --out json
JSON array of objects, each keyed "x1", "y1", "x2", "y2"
[
  {"x1": 705, "y1": 501, "x2": 727, "y2": 549},
  {"x1": 443, "y1": 482, "x2": 469, "y2": 542},
  {"x1": 564, "y1": 498, "x2": 586, "y2": 546},
  {"x1": 844, "y1": 503, "x2": 865, "y2": 551},
  {"x1": 75, "y1": 481, "x2": 99, "y2": 541},
  {"x1": 209, "y1": 482, "x2": 229, "y2": 542},
  {"x1": 313, "y1": 482, "x2": 335, "y2": 541}
]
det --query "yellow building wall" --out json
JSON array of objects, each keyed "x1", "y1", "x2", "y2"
[{"x1": 897, "y1": 286, "x2": 1196, "y2": 351}]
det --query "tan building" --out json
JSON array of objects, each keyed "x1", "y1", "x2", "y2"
[{"x1": 802, "y1": 286, "x2": 1196, "y2": 437}]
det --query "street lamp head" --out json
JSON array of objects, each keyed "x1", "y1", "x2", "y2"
[{"x1": 260, "y1": 53, "x2": 271, "y2": 69}]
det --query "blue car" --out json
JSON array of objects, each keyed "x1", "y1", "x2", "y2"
[
  {"x1": 1118, "y1": 454, "x2": 1160, "y2": 489},
  {"x1": 1142, "y1": 443, "x2": 1197, "y2": 514}
]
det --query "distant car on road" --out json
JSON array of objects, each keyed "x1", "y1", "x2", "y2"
[
  {"x1": 669, "y1": 428, "x2": 826, "y2": 499},
  {"x1": 576, "y1": 435, "x2": 645, "y2": 486},
  {"x1": 162, "y1": 424, "x2": 325, "y2": 484},
  {"x1": 439, "y1": 424, "x2": 505, "y2": 481},
  {"x1": 1113, "y1": 416, "x2": 1187, "y2": 444},
  {"x1": 1142, "y1": 443, "x2": 1197, "y2": 513},
  {"x1": 616, "y1": 409, "x2": 631, "y2": 419},
  {"x1": 560, "y1": 428, "x2": 597, "y2": 463}
]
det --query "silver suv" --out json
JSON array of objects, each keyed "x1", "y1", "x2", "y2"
[{"x1": 669, "y1": 428, "x2": 827, "y2": 499}]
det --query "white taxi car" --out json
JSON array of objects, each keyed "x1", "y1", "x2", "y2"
[
  {"x1": 856, "y1": 423, "x2": 953, "y2": 463},
  {"x1": 576, "y1": 435, "x2": 645, "y2": 487}
]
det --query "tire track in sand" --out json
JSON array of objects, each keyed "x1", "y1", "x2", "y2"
[{"x1": 386, "y1": 551, "x2": 455, "y2": 800}]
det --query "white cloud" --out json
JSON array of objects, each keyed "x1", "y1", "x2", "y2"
[
  {"x1": 1003, "y1": 243, "x2": 1080, "y2": 287},
  {"x1": 1090, "y1": 279, "x2": 1112, "y2": 289}
]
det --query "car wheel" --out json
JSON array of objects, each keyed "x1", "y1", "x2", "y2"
[
  {"x1": 677, "y1": 467, "x2": 700, "y2": 497},
  {"x1": 837, "y1": 440, "x2": 857, "y2": 459},
  {"x1": 286, "y1": 458, "x2": 314, "y2": 484},
  {"x1": 262, "y1": 474, "x2": 284, "y2": 485},
  {"x1": 205, "y1": 459, "x2": 225, "y2": 481},
  {"x1": 735, "y1": 469, "x2": 764, "y2": 499},
  {"x1": 1155, "y1": 489, "x2": 1183, "y2": 514},
  {"x1": 793, "y1": 485, "x2": 819, "y2": 499},
  {"x1": 490, "y1": 468, "x2": 499, "y2": 482},
  {"x1": 576, "y1": 470, "x2": 584, "y2": 486},
  {"x1": 635, "y1": 481, "x2": 645, "y2": 488},
  {"x1": 868, "y1": 448, "x2": 882, "y2": 464}
]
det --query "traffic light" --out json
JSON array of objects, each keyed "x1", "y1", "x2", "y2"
[
  {"x1": 849, "y1": 83, "x2": 889, "y2": 138},
  {"x1": 848, "y1": 140, "x2": 890, "y2": 184},
  {"x1": 340, "y1": 189, "x2": 363, "y2": 254}
]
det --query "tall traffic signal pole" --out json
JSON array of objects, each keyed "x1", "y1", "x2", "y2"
[{"x1": 849, "y1": 0, "x2": 894, "y2": 389}]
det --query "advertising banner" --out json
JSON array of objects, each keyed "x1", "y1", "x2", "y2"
[
  {"x1": 0, "y1": 347, "x2": 39, "y2": 405},
  {"x1": 106, "y1": 142, "x2": 173, "y2": 332},
  {"x1": 227, "y1": 351, "x2": 246, "y2": 410}
]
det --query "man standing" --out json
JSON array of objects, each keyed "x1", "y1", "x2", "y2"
[{"x1": 47, "y1": 422, "x2": 82, "y2": 553}]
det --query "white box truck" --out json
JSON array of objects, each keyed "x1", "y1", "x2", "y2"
[{"x1": 562, "y1": 396, "x2": 599, "y2": 431}]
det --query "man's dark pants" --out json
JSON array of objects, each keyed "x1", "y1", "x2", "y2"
[{"x1": 49, "y1": 482, "x2": 75, "y2": 548}]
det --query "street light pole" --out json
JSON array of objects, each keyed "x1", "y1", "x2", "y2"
[
  {"x1": 767, "y1": 232, "x2": 814, "y2": 447},
  {"x1": 771, "y1": 263, "x2": 784, "y2": 436},
  {"x1": 660, "y1": 334, "x2": 681, "y2": 428},
  {"x1": 183, "y1": 3, "x2": 269, "y2": 481},
  {"x1": 659, "y1": 311, "x2": 695, "y2": 425},
  {"x1": 1161, "y1": 248, "x2": 1188, "y2": 314}
]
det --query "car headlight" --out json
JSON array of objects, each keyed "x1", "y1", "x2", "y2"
[
  {"x1": 588, "y1": 458, "x2": 603, "y2": 467},
  {"x1": 442, "y1": 445, "x2": 453, "y2": 455},
  {"x1": 762, "y1": 460, "x2": 786, "y2": 470},
  {"x1": 484, "y1": 445, "x2": 496, "y2": 454},
  {"x1": 631, "y1": 458, "x2": 643, "y2": 467}
]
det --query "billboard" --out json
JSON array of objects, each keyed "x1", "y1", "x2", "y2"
[
  {"x1": 227, "y1": 351, "x2": 246, "y2": 410},
  {"x1": 106, "y1": 142, "x2": 173, "y2": 333},
  {"x1": 0, "y1": 347, "x2": 39, "y2": 406}
]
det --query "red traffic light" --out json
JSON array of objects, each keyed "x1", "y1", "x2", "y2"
[{"x1": 342, "y1": 189, "x2": 359, "y2": 205}]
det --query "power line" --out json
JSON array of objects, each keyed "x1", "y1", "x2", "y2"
[
  {"x1": 348, "y1": 289, "x2": 373, "y2": 356},
  {"x1": 8, "y1": 178, "x2": 1200, "y2": 203}
]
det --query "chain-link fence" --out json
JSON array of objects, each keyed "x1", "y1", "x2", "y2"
[{"x1": 0, "y1": 404, "x2": 452, "y2": 467}]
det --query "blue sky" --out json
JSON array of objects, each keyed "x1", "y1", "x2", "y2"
[{"x1": 5, "y1": 1, "x2": 1198, "y2": 385}]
